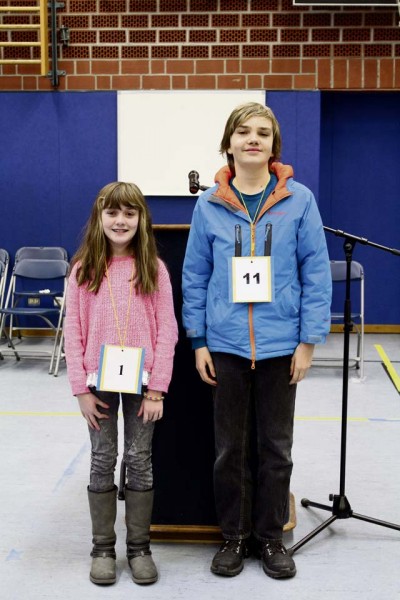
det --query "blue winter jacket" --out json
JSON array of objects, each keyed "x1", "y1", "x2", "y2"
[{"x1": 182, "y1": 163, "x2": 332, "y2": 363}]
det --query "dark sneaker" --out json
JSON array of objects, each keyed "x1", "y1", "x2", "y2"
[
  {"x1": 262, "y1": 540, "x2": 296, "y2": 579},
  {"x1": 211, "y1": 539, "x2": 249, "y2": 577}
]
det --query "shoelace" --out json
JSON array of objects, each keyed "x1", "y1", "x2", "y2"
[
  {"x1": 264, "y1": 541, "x2": 287, "y2": 557},
  {"x1": 220, "y1": 540, "x2": 244, "y2": 554}
]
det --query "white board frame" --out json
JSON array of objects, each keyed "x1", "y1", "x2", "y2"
[{"x1": 117, "y1": 90, "x2": 265, "y2": 196}]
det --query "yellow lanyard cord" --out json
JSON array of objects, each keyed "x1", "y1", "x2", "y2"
[{"x1": 105, "y1": 260, "x2": 135, "y2": 349}]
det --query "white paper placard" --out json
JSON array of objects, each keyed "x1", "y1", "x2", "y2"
[
  {"x1": 118, "y1": 90, "x2": 265, "y2": 196},
  {"x1": 231, "y1": 257, "x2": 273, "y2": 303},
  {"x1": 97, "y1": 345, "x2": 145, "y2": 394}
]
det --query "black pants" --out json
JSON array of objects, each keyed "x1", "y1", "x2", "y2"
[{"x1": 212, "y1": 353, "x2": 296, "y2": 542}]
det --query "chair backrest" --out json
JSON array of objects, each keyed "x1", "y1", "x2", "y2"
[
  {"x1": 0, "y1": 248, "x2": 9, "y2": 266},
  {"x1": 15, "y1": 246, "x2": 68, "y2": 262},
  {"x1": 330, "y1": 260, "x2": 364, "y2": 282},
  {"x1": 13, "y1": 258, "x2": 69, "y2": 280},
  {"x1": 0, "y1": 256, "x2": 7, "y2": 291},
  {"x1": 0, "y1": 249, "x2": 10, "y2": 306}
]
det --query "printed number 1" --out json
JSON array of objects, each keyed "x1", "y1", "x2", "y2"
[
  {"x1": 243, "y1": 272, "x2": 260, "y2": 284},
  {"x1": 119, "y1": 365, "x2": 123, "y2": 376}
]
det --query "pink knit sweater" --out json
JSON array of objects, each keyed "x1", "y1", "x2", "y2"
[{"x1": 64, "y1": 256, "x2": 178, "y2": 396}]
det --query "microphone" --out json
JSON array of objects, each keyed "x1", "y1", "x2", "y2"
[{"x1": 188, "y1": 170, "x2": 200, "y2": 194}]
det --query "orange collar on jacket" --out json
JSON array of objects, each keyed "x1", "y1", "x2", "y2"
[{"x1": 212, "y1": 162, "x2": 293, "y2": 222}]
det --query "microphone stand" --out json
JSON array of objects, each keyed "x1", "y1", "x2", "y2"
[{"x1": 289, "y1": 227, "x2": 400, "y2": 556}]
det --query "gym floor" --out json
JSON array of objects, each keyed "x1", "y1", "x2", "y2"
[{"x1": 0, "y1": 333, "x2": 399, "y2": 600}]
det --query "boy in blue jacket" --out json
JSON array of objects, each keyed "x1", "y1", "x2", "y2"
[{"x1": 182, "y1": 102, "x2": 332, "y2": 579}]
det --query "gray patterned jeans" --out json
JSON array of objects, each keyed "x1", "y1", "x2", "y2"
[{"x1": 88, "y1": 389, "x2": 155, "y2": 493}]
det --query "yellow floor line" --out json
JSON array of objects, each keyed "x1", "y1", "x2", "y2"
[{"x1": 375, "y1": 344, "x2": 400, "y2": 393}]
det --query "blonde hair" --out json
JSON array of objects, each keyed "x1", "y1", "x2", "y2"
[
  {"x1": 71, "y1": 182, "x2": 158, "y2": 294},
  {"x1": 219, "y1": 102, "x2": 282, "y2": 174}
]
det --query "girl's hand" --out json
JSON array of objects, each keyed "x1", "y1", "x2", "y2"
[
  {"x1": 290, "y1": 343, "x2": 315, "y2": 385},
  {"x1": 195, "y1": 347, "x2": 217, "y2": 386},
  {"x1": 138, "y1": 389, "x2": 164, "y2": 424},
  {"x1": 77, "y1": 392, "x2": 110, "y2": 431}
]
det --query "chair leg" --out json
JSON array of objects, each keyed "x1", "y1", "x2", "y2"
[
  {"x1": 49, "y1": 325, "x2": 61, "y2": 374},
  {"x1": 49, "y1": 301, "x2": 65, "y2": 374},
  {"x1": 355, "y1": 325, "x2": 361, "y2": 370},
  {"x1": 53, "y1": 328, "x2": 64, "y2": 377},
  {"x1": 0, "y1": 322, "x2": 20, "y2": 360},
  {"x1": 359, "y1": 318, "x2": 365, "y2": 380}
]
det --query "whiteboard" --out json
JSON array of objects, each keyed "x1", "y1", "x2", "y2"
[{"x1": 117, "y1": 90, "x2": 265, "y2": 196}]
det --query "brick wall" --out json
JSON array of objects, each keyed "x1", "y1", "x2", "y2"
[{"x1": 1, "y1": 0, "x2": 399, "y2": 91}]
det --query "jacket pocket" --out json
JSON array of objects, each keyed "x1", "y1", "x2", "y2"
[{"x1": 276, "y1": 285, "x2": 299, "y2": 318}]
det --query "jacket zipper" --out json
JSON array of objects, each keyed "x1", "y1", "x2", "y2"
[
  {"x1": 235, "y1": 224, "x2": 242, "y2": 257},
  {"x1": 249, "y1": 222, "x2": 256, "y2": 370},
  {"x1": 248, "y1": 221, "x2": 273, "y2": 370},
  {"x1": 264, "y1": 222, "x2": 272, "y2": 257},
  {"x1": 230, "y1": 194, "x2": 284, "y2": 371}
]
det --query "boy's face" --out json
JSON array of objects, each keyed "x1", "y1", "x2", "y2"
[{"x1": 228, "y1": 116, "x2": 274, "y2": 171}]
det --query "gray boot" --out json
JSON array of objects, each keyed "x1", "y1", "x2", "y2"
[
  {"x1": 87, "y1": 485, "x2": 117, "y2": 585},
  {"x1": 125, "y1": 488, "x2": 158, "y2": 585}
]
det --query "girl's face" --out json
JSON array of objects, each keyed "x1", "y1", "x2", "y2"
[
  {"x1": 101, "y1": 205, "x2": 139, "y2": 256},
  {"x1": 228, "y1": 115, "x2": 274, "y2": 172}
]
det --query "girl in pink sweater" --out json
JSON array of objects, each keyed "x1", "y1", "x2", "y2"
[{"x1": 64, "y1": 182, "x2": 178, "y2": 587}]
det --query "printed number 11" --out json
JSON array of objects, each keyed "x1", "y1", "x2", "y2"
[{"x1": 243, "y1": 272, "x2": 260, "y2": 284}]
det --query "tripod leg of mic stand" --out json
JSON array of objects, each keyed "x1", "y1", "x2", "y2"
[
  {"x1": 290, "y1": 494, "x2": 352, "y2": 555},
  {"x1": 352, "y1": 512, "x2": 400, "y2": 531},
  {"x1": 289, "y1": 515, "x2": 338, "y2": 555},
  {"x1": 301, "y1": 498, "x2": 333, "y2": 512}
]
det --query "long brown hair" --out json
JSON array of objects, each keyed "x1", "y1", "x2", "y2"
[
  {"x1": 219, "y1": 102, "x2": 282, "y2": 175},
  {"x1": 71, "y1": 182, "x2": 159, "y2": 294}
]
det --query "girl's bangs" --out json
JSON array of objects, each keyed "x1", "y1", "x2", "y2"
[{"x1": 101, "y1": 189, "x2": 140, "y2": 211}]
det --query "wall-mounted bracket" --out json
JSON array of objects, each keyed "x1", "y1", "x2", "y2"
[{"x1": 47, "y1": 0, "x2": 65, "y2": 88}]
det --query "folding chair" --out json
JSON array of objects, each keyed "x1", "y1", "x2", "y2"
[
  {"x1": 313, "y1": 260, "x2": 365, "y2": 379},
  {"x1": 0, "y1": 249, "x2": 9, "y2": 309},
  {"x1": 49, "y1": 290, "x2": 67, "y2": 377},
  {"x1": 15, "y1": 246, "x2": 68, "y2": 262},
  {"x1": 7, "y1": 247, "x2": 68, "y2": 337},
  {"x1": 330, "y1": 260, "x2": 365, "y2": 378},
  {"x1": 0, "y1": 250, "x2": 10, "y2": 357},
  {"x1": 0, "y1": 258, "x2": 69, "y2": 371}
]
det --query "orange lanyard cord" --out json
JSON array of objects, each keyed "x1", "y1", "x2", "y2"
[{"x1": 105, "y1": 260, "x2": 135, "y2": 349}]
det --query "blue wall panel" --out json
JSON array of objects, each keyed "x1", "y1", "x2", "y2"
[
  {"x1": 266, "y1": 91, "x2": 321, "y2": 200},
  {"x1": 319, "y1": 92, "x2": 400, "y2": 324},
  {"x1": 0, "y1": 94, "x2": 60, "y2": 249},
  {"x1": 1, "y1": 90, "x2": 398, "y2": 324},
  {"x1": 0, "y1": 91, "x2": 117, "y2": 262},
  {"x1": 146, "y1": 196, "x2": 198, "y2": 225},
  {"x1": 58, "y1": 92, "x2": 118, "y2": 252}
]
